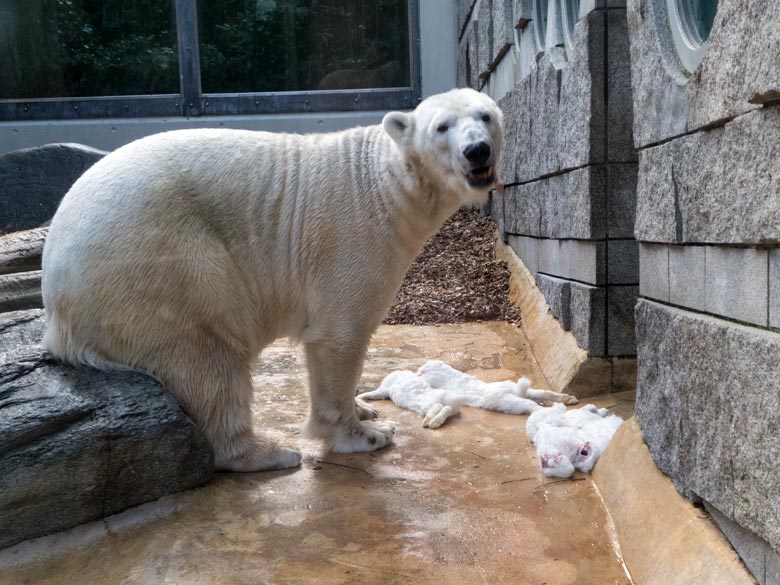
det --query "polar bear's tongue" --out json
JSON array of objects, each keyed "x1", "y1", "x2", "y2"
[{"x1": 495, "y1": 183, "x2": 505, "y2": 196}]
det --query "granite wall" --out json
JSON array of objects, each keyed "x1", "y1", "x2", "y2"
[
  {"x1": 626, "y1": 0, "x2": 780, "y2": 582},
  {"x1": 458, "y1": 0, "x2": 638, "y2": 394}
]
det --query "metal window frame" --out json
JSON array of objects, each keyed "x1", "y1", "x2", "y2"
[{"x1": 0, "y1": 0, "x2": 421, "y2": 122}]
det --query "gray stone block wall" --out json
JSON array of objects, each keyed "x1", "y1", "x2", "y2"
[
  {"x1": 629, "y1": 0, "x2": 780, "y2": 580},
  {"x1": 485, "y1": 3, "x2": 639, "y2": 375}
]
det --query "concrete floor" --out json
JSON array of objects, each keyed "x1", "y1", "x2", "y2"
[{"x1": 0, "y1": 322, "x2": 634, "y2": 585}]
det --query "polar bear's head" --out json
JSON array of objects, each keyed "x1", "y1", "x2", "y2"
[{"x1": 382, "y1": 88, "x2": 504, "y2": 206}]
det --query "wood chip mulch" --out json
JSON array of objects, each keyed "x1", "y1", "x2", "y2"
[{"x1": 383, "y1": 207, "x2": 521, "y2": 326}]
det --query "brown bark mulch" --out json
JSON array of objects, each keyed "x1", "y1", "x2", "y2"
[{"x1": 383, "y1": 207, "x2": 521, "y2": 326}]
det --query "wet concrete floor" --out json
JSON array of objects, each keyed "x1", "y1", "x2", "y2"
[{"x1": 0, "y1": 322, "x2": 634, "y2": 585}]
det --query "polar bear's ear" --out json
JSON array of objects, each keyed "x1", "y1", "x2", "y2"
[{"x1": 383, "y1": 111, "x2": 413, "y2": 145}]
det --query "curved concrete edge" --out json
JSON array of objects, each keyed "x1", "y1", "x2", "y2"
[
  {"x1": 494, "y1": 235, "x2": 587, "y2": 391},
  {"x1": 495, "y1": 234, "x2": 636, "y2": 397},
  {"x1": 593, "y1": 417, "x2": 756, "y2": 585}
]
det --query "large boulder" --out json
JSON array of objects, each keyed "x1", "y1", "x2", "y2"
[
  {"x1": 0, "y1": 143, "x2": 106, "y2": 233},
  {"x1": 0, "y1": 310, "x2": 214, "y2": 550}
]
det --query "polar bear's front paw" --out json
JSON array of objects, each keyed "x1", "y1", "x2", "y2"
[{"x1": 330, "y1": 420, "x2": 396, "y2": 453}]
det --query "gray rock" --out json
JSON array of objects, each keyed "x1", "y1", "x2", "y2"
[
  {"x1": 635, "y1": 107, "x2": 780, "y2": 244},
  {"x1": 0, "y1": 270, "x2": 42, "y2": 312},
  {"x1": 0, "y1": 310, "x2": 213, "y2": 550},
  {"x1": 607, "y1": 285, "x2": 638, "y2": 355},
  {"x1": 0, "y1": 144, "x2": 106, "y2": 233},
  {"x1": 458, "y1": 24, "x2": 481, "y2": 90},
  {"x1": 569, "y1": 281, "x2": 606, "y2": 356},
  {"x1": 636, "y1": 299, "x2": 780, "y2": 552},
  {"x1": 0, "y1": 227, "x2": 47, "y2": 275}
]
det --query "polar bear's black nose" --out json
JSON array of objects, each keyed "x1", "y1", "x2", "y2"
[{"x1": 463, "y1": 141, "x2": 491, "y2": 165}]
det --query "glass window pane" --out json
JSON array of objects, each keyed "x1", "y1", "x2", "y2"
[
  {"x1": 198, "y1": 0, "x2": 410, "y2": 93},
  {"x1": 678, "y1": 0, "x2": 718, "y2": 45},
  {"x1": 0, "y1": 0, "x2": 179, "y2": 100},
  {"x1": 533, "y1": 0, "x2": 549, "y2": 51}
]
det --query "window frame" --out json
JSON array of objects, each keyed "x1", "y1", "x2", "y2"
[
  {"x1": 561, "y1": 0, "x2": 580, "y2": 55},
  {"x1": 0, "y1": 0, "x2": 421, "y2": 122},
  {"x1": 666, "y1": 0, "x2": 716, "y2": 73}
]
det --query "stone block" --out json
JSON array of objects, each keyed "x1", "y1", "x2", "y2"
[
  {"x1": 458, "y1": 0, "x2": 478, "y2": 39},
  {"x1": 539, "y1": 238, "x2": 565, "y2": 276},
  {"x1": 0, "y1": 143, "x2": 106, "y2": 233},
  {"x1": 567, "y1": 240, "x2": 606, "y2": 285},
  {"x1": 504, "y1": 182, "x2": 541, "y2": 236},
  {"x1": 540, "y1": 166, "x2": 607, "y2": 240},
  {"x1": 627, "y1": 0, "x2": 778, "y2": 147},
  {"x1": 607, "y1": 285, "x2": 638, "y2": 355},
  {"x1": 538, "y1": 239, "x2": 606, "y2": 285},
  {"x1": 477, "y1": 0, "x2": 493, "y2": 80},
  {"x1": 635, "y1": 108, "x2": 780, "y2": 245},
  {"x1": 458, "y1": 23, "x2": 481, "y2": 89},
  {"x1": 570, "y1": 281, "x2": 606, "y2": 356},
  {"x1": 508, "y1": 234, "x2": 539, "y2": 275},
  {"x1": 537, "y1": 273, "x2": 572, "y2": 330},
  {"x1": 625, "y1": 0, "x2": 687, "y2": 149},
  {"x1": 771, "y1": 249, "x2": 780, "y2": 330},
  {"x1": 635, "y1": 299, "x2": 780, "y2": 552},
  {"x1": 491, "y1": 0, "x2": 514, "y2": 66},
  {"x1": 580, "y1": 0, "x2": 628, "y2": 13},
  {"x1": 706, "y1": 503, "x2": 780, "y2": 585},
  {"x1": 669, "y1": 245, "x2": 705, "y2": 312},
  {"x1": 639, "y1": 242, "x2": 669, "y2": 302},
  {"x1": 0, "y1": 310, "x2": 214, "y2": 549},
  {"x1": 607, "y1": 163, "x2": 638, "y2": 239},
  {"x1": 607, "y1": 240, "x2": 639, "y2": 284},
  {"x1": 606, "y1": 8, "x2": 636, "y2": 162},
  {"x1": 499, "y1": 10, "x2": 606, "y2": 184},
  {"x1": 704, "y1": 246, "x2": 768, "y2": 326},
  {"x1": 490, "y1": 190, "x2": 506, "y2": 241}
]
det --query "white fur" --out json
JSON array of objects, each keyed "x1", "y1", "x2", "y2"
[
  {"x1": 41, "y1": 88, "x2": 504, "y2": 472},
  {"x1": 527, "y1": 404, "x2": 624, "y2": 478},
  {"x1": 357, "y1": 360, "x2": 579, "y2": 428}
]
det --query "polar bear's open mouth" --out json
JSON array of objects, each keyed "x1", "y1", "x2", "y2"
[{"x1": 466, "y1": 166, "x2": 496, "y2": 188}]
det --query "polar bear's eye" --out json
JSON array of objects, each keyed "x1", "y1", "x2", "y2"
[
  {"x1": 436, "y1": 123, "x2": 449, "y2": 134},
  {"x1": 481, "y1": 113, "x2": 491, "y2": 123}
]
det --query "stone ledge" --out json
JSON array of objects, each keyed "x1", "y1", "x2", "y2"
[
  {"x1": 0, "y1": 310, "x2": 214, "y2": 550},
  {"x1": 593, "y1": 417, "x2": 755, "y2": 585}
]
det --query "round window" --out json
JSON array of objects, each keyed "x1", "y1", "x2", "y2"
[
  {"x1": 533, "y1": 0, "x2": 549, "y2": 53},
  {"x1": 666, "y1": 0, "x2": 718, "y2": 72},
  {"x1": 561, "y1": 0, "x2": 580, "y2": 54}
]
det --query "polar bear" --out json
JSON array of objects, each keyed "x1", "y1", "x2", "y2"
[{"x1": 41, "y1": 88, "x2": 504, "y2": 472}]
